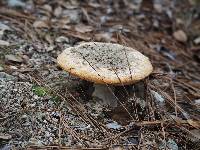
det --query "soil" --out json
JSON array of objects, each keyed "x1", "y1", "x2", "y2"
[{"x1": 0, "y1": 0, "x2": 200, "y2": 149}]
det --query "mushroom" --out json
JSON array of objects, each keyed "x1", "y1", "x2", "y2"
[{"x1": 57, "y1": 42, "x2": 153, "y2": 106}]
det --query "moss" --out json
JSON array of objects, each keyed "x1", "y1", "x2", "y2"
[
  {"x1": 50, "y1": 96, "x2": 62, "y2": 106},
  {"x1": 32, "y1": 85, "x2": 48, "y2": 97},
  {"x1": 32, "y1": 85, "x2": 62, "y2": 106}
]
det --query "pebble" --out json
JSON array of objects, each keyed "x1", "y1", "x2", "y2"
[
  {"x1": 55, "y1": 36, "x2": 69, "y2": 43},
  {"x1": 0, "y1": 40, "x2": 10, "y2": 46},
  {"x1": 173, "y1": 30, "x2": 187, "y2": 42},
  {"x1": 5, "y1": 54, "x2": 23, "y2": 63},
  {"x1": 49, "y1": 137, "x2": 53, "y2": 142},
  {"x1": 0, "y1": 134, "x2": 12, "y2": 140},
  {"x1": 106, "y1": 121, "x2": 122, "y2": 129},
  {"x1": 21, "y1": 114, "x2": 27, "y2": 119},
  {"x1": 0, "y1": 72, "x2": 16, "y2": 81},
  {"x1": 0, "y1": 66, "x2": 4, "y2": 71},
  {"x1": 54, "y1": 6, "x2": 62, "y2": 17},
  {"x1": 62, "y1": 9, "x2": 81, "y2": 23},
  {"x1": 22, "y1": 55, "x2": 29, "y2": 63},
  {"x1": 194, "y1": 37, "x2": 200, "y2": 45},
  {"x1": 154, "y1": 3, "x2": 163, "y2": 13},
  {"x1": 9, "y1": 65, "x2": 18, "y2": 70},
  {"x1": 0, "y1": 22, "x2": 11, "y2": 31},
  {"x1": 8, "y1": 0, "x2": 26, "y2": 8}
]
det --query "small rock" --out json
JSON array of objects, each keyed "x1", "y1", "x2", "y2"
[
  {"x1": 173, "y1": 30, "x2": 187, "y2": 42},
  {"x1": 9, "y1": 65, "x2": 18, "y2": 70},
  {"x1": 49, "y1": 137, "x2": 53, "y2": 142},
  {"x1": 62, "y1": 9, "x2": 81, "y2": 23},
  {"x1": 29, "y1": 138, "x2": 43, "y2": 146},
  {"x1": 151, "y1": 90, "x2": 165, "y2": 103},
  {"x1": 194, "y1": 99, "x2": 200, "y2": 104},
  {"x1": 22, "y1": 55, "x2": 29, "y2": 62},
  {"x1": 0, "y1": 22, "x2": 11, "y2": 38},
  {"x1": 8, "y1": 0, "x2": 25, "y2": 8},
  {"x1": 153, "y1": 3, "x2": 163, "y2": 13},
  {"x1": 0, "y1": 65, "x2": 4, "y2": 71},
  {"x1": 0, "y1": 144, "x2": 11, "y2": 150},
  {"x1": 0, "y1": 40, "x2": 10, "y2": 46},
  {"x1": 176, "y1": 18, "x2": 184, "y2": 25},
  {"x1": 0, "y1": 22, "x2": 11, "y2": 31},
  {"x1": 194, "y1": 37, "x2": 200, "y2": 45},
  {"x1": 0, "y1": 134, "x2": 12, "y2": 140},
  {"x1": 167, "y1": 139, "x2": 179, "y2": 150},
  {"x1": 159, "y1": 138, "x2": 178, "y2": 150},
  {"x1": 106, "y1": 121, "x2": 122, "y2": 129},
  {"x1": 0, "y1": 72, "x2": 16, "y2": 81},
  {"x1": 55, "y1": 36, "x2": 69, "y2": 43},
  {"x1": 5, "y1": 54, "x2": 23, "y2": 63},
  {"x1": 54, "y1": 6, "x2": 62, "y2": 17},
  {"x1": 43, "y1": 4, "x2": 52, "y2": 12},
  {"x1": 21, "y1": 114, "x2": 27, "y2": 119},
  {"x1": 153, "y1": 19, "x2": 159, "y2": 28}
]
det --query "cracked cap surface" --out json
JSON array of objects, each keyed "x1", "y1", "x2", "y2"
[{"x1": 57, "y1": 42, "x2": 153, "y2": 85}]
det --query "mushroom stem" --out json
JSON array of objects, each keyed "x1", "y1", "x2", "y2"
[{"x1": 92, "y1": 84, "x2": 118, "y2": 107}]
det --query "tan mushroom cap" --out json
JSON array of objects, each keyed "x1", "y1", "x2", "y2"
[{"x1": 57, "y1": 42, "x2": 153, "y2": 85}]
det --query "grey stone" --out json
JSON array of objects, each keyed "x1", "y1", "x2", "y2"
[
  {"x1": 5, "y1": 54, "x2": 23, "y2": 63},
  {"x1": 0, "y1": 72, "x2": 16, "y2": 81},
  {"x1": 0, "y1": 66, "x2": 4, "y2": 71}
]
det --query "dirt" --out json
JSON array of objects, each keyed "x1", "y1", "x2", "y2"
[{"x1": 0, "y1": 0, "x2": 200, "y2": 149}]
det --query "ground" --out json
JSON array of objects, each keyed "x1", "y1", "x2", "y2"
[{"x1": 0, "y1": 0, "x2": 200, "y2": 149}]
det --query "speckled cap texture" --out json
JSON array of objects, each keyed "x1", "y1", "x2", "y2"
[{"x1": 57, "y1": 42, "x2": 153, "y2": 85}]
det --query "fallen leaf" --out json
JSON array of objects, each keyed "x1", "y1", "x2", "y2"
[
  {"x1": 187, "y1": 119, "x2": 200, "y2": 128},
  {"x1": 33, "y1": 20, "x2": 49, "y2": 29},
  {"x1": 62, "y1": 30, "x2": 91, "y2": 41},
  {"x1": 56, "y1": 18, "x2": 71, "y2": 29},
  {"x1": 75, "y1": 24, "x2": 93, "y2": 33},
  {"x1": 95, "y1": 32, "x2": 114, "y2": 42}
]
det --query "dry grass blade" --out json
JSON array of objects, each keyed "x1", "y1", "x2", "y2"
[{"x1": 0, "y1": 8, "x2": 35, "y2": 20}]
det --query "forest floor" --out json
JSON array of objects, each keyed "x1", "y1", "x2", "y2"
[{"x1": 0, "y1": 0, "x2": 200, "y2": 149}]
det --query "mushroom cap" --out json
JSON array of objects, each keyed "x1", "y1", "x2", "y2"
[{"x1": 57, "y1": 42, "x2": 153, "y2": 85}]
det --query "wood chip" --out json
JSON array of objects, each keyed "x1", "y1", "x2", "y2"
[{"x1": 33, "y1": 20, "x2": 49, "y2": 29}]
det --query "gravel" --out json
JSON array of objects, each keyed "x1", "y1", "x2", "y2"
[{"x1": 0, "y1": 72, "x2": 90, "y2": 148}]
